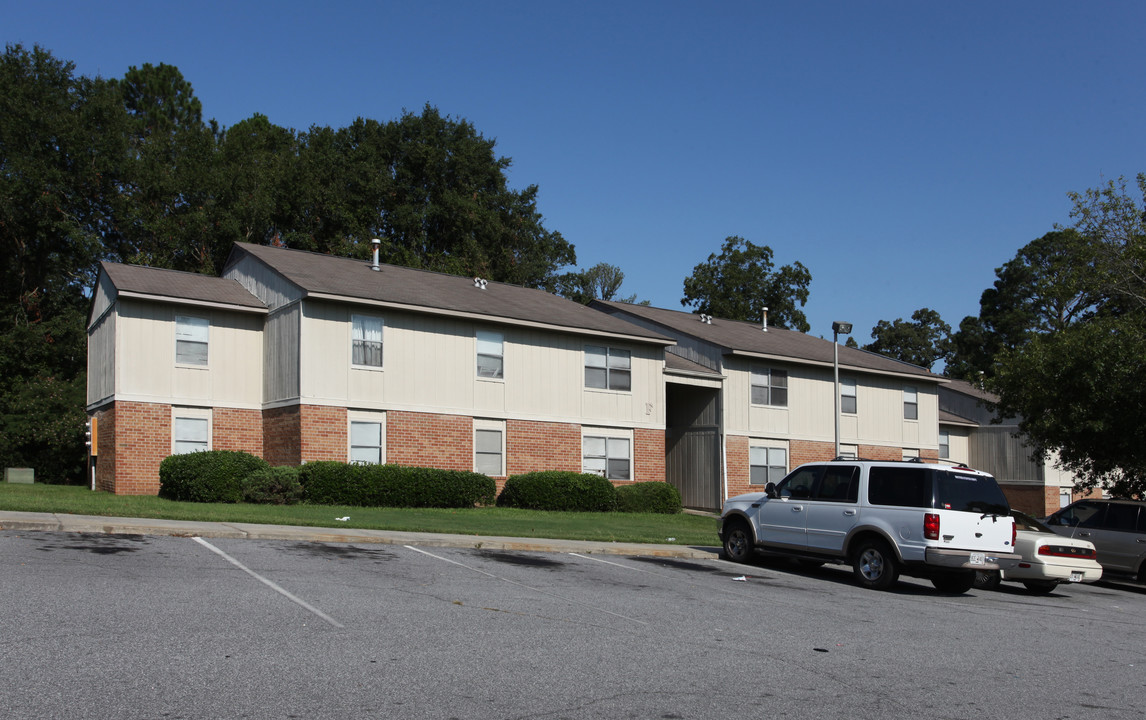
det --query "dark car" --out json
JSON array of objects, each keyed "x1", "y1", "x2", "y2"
[{"x1": 1044, "y1": 499, "x2": 1146, "y2": 582}]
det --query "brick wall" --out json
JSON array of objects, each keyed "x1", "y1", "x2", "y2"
[
  {"x1": 263, "y1": 406, "x2": 301, "y2": 466},
  {"x1": 725, "y1": 435, "x2": 750, "y2": 498},
  {"x1": 505, "y1": 419, "x2": 581, "y2": 476},
  {"x1": 299, "y1": 405, "x2": 349, "y2": 462},
  {"x1": 633, "y1": 427, "x2": 666, "y2": 484},
  {"x1": 92, "y1": 405, "x2": 116, "y2": 493},
  {"x1": 105, "y1": 400, "x2": 171, "y2": 495},
  {"x1": 214, "y1": 408, "x2": 263, "y2": 457},
  {"x1": 388, "y1": 410, "x2": 472, "y2": 471}
]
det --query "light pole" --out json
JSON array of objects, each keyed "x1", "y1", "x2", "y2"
[{"x1": 832, "y1": 321, "x2": 852, "y2": 458}]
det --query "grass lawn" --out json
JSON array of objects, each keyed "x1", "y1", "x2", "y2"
[{"x1": 0, "y1": 483, "x2": 722, "y2": 546}]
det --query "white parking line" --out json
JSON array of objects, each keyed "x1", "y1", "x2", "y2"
[
  {"x1": 192, "y1": 537, "x2": 344, "y2": 629},
  {"x1": 405, "y1": 545, "x2": 647, "y2": 625}
]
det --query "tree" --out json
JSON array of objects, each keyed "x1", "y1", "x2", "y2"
[
  {"x1": 371, "y1": 105, "x2": 575, "y2": 288},
  {"x1": 556, "y1": 263, "x2": 642, "y2": 305},
  {"x1": 989, "y1": 176, "x2": 1146, "y2": 496},
  {"x1": 863, "y1": 308, "x2": 951, "y2": 370},
  {"x1": 946, "y1": 229, "x2": 1105, "y2": 380},
  {"x1": 0, "y1": 44, "x2": 126, "y2": 482},
  {"x1": 680, "y1": 236, "x2": 811, "y2": 331}
]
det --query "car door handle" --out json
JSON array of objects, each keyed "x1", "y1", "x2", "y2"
[
  {"x1": 1077, "y1": 532, "x2": 1092, "y2": 537},
  {"x1": 791, "y1": 506, "x2": 804, "y2": 512},
  {"x1": 843, "y1": 510, "x2": 857, "y2": 516}
]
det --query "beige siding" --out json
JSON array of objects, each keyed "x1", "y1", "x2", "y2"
[
  {"x1": 970, "y1": 426, "x2": 1044, "y2": 485},
  {"x1": 725, "y1": 356, "x2": 939, "y2": 450},
  {"x1": 942, "y1": 426, "x2": 972, "y2": 465},
  {"x1": 115, "y1": 299, "x2": 263, "y2": 408},
  {"x1": 296, "y1": 300, "x2": 664, "y2": 426},
  {"x1": 87, "y1": 311, "x2": 116, "y2": 406}
]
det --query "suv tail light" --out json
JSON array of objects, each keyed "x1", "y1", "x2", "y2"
[
  {"x1": 924, "y1": 513, "x2": 940, "y2": 540},
  {"x1": 1012, "y1": 518, "x2": 1017, "y2": 548}
]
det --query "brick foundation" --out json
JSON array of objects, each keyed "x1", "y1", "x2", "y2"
[{"x1": 92, "y1": 401, "x2": 171, "y2": 495}]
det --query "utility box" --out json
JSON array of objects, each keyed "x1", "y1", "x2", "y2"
[{"x1": 5, "y1": 468, "x2": 34, "y2": 484}]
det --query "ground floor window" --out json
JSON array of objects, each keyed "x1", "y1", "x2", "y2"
[
  {"x1": 173, "y1": 416, "x2": 209, "y2": 454},
  {"x1": 350, "y1": 419, "x2": 383, "y2": 464},
  {"x1": 750, "y1": 445, "x2": 787, "y2": 485},
  {"x1": 474, "y1": 420, "x2": 505, "y2": 476},
  {"x1": 583, "y1": 434, "x2": 631, "y2": 480}
]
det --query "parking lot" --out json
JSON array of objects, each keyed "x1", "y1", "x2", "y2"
[{"x1": 1, "y1": 530, "x2": 1143, "y2": 719}]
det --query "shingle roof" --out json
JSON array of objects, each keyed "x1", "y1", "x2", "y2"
[
  {"x1": 593, "y1": 300, "x2": 942, "y2": 381},
  {"x1": 941, "y1": 377, "x2": 997, "y2": 402},
  {"x1": 665, "y1": 352, "x2": 723, "y2": 376},
  {"x1": 227, "y1": 243, "x2": 672, "y2": 344},
  {"x1": 100, "y1": 261, "x2": 267, "y2": 309}
]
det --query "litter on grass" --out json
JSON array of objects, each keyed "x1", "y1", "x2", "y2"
[{"x1": 335, "y1": 516, "x2": 350, "y2": 522}]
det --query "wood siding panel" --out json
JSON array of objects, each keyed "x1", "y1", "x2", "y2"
[
  {"x1": 264, "y1": 306, "x2": 299, "y2": 402},
  {"x1": 225, "y1": 255, "x2": 303, "y2": 310},
  {"x1": 87, "y1": 311, "x2": 115, "y2": 405}
]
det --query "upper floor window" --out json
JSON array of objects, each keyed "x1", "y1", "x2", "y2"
[
  {"x1": 585, "y1": 346, "x2": 631, "y2": 391},
  {"x1": 175, "y1": 315, "x2": 208, "y2": 366},
  {"x1": 904, "y1": 386, "x2": 918, "y2": 420},
  {"x1": 352, "y1": 314, "x2": 383, "y2": 368},
  {"x1": 751, "y1": 367, "x2": 788, "y2": 407},
  {"x1": 840, "y1": 378, "x2": 857, "y2": 414},
  {"x1": 476, "y1": 330, "x2": 504, "y2": 379}
]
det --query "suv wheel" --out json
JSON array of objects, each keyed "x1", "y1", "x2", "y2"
[
  {"x1": 852, "y1": 538, "x2": 899, "y2": 590},
  {"x1": 972, "y1": 570, "x2": 1001, "y2": 591},
  {"x1": 722, "y1": 518, "x2": 753, "y2": 563},
  {"x1": 932, "y1": 572, "x2": 975, "y2": 594}
]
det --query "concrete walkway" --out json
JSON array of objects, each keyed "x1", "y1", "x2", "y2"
[{"x1": 0, "y1": 510, "x2": 723, "y2": 560}]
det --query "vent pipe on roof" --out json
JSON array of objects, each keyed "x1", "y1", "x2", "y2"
[
  {"x1": 761, "y1": 306, "x2": 769, "y2": 332},
  {"x1": 473, "y1": 277, "x2": 488, "y2": 290},
  {"x1": 371, "y1": 238, "x2": 381, "y2": 271},
  {"x1": 699, "y1": 313, "x2": 712, "y2": 324}
]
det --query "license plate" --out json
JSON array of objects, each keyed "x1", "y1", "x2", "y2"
[
  {"x1": 1069, "y1": 571, "x2": 1083, "y2": 582},
  {"x1": 969, "y1": 552, "x2": 985, "y2": 565}
]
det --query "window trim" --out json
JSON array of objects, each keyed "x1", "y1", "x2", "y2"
[
  {"x1": 474, "y1": 419, "x2": 505, "y2": 476},
  {"x1": 582, "y1": 428, "x2": 633, "y2": 481},
  {"x1": 348, "y1": 412, "x2": 386, "y2": 465},
  {"x1": 175, "y1": 315, "x2": 209, "y2": 367},
  {"x1": 172, "y1": 407, "x2": 211, "y2": 455},
  {"x1": 749, "y1": 444, "x2": 788, "y2": 486},
  {"x1": 584, "y1": 345, "x2": 632, "y2": 392},
  {"x1": 351, "y1": 314, "x2": 384, "y2": 369},
  {"x1": 750, "y1": 367, "x2": 789, "y2": 407},
  {"x1": 476, "y1": 330, "x2": 504, "y2": 381},
  {"x1": 904, "y1": 386, "x2": 918, "y2": 421},
  {"x1": 840, "y1": 378, "x2": 857, "y2": 415}
]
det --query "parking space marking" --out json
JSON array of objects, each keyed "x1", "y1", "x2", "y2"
[
  {"x1": 405, "y1": 545, "x2": 647, "y2": 625},
  {"x1": 193, "y1": 537, "x2": 344, "y2": 629}
]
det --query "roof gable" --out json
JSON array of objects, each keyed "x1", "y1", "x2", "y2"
[{"x1": 227, "y1": 242, "x2": 672, "y2": 345}]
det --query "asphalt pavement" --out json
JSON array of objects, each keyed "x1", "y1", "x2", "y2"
[{"x1": 0, "y1": 509, "x2": 722, "y2": 559}]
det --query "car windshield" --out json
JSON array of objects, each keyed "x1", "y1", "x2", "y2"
[
  {"x1": 1011, "y1": 510, "x2": 1052, "y2": 533},
  {"x1": 934, "y1": 470, "x2": 1010, "y2": 515}
]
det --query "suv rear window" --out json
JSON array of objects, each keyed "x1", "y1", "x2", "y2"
[
  {"x1": 935, "y1": 470, "x2": 1009, "y2": 514},
  {"x1": 867, "y1": 466, "x2": 1010, "y2": 514}
]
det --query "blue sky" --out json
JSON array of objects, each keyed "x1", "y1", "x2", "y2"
[{"x1": 10, "y1": 1, "x2": 1146, "y2": 349}]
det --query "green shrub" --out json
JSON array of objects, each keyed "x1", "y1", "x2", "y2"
[
  {"x1": 159, "y1": 450, "x2": 269, "y2": 503},
  {"x1": 615, "y1": 481, "x2": 683, "y2": 514},
  {"x1": 496, "y1": 471, "x2": 617, "y2": 512},
  {"x1": 242, "y1": 466, "x2": 304, "y2": 505},
  {"x1": 299, "y1": 462, "x2": 495, "y2": 508}
]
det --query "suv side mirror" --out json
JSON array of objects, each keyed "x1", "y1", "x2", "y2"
[{"x1": 764, "y1": 482, "x2": 779, "y2": 499}]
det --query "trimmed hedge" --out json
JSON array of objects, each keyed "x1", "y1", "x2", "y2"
[
  {"x1": 496, "y1": 471, "x2": 617, "y2": 512},
  {"x1": 242, "y1": 466, "x2": 304, "y2": 505},
  {"x1": 299, "y1": 462, "x2": 496, "y2": 508},
  {"x1": 159, "y1": 451, "x2": 269, "y2": 503},
  {"x1": 615, "y1": 482, "x2": 683, "y2": 514}
]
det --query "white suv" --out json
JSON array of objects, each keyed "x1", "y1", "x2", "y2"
[{"x1": 720, "y1": 459, "x2": 1021, "y2": 593}]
